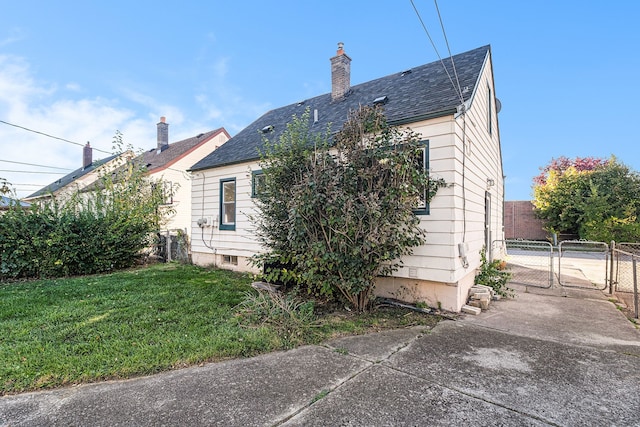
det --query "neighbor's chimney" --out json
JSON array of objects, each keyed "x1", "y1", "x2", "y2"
[
  {"x1": 157, "y1": 116, "x2": 169, "y2": 152},
  {"x1": 330, "y1": 42, "x2": 351, "y2": 101},
  {"x1": 83, "y1": 142, "x2": 92, "y2": 170}
]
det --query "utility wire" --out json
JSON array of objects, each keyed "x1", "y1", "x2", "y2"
[
  {"x1": 409, "y1": 0, "x2": 465, "y2": 105},
  {"x1": 0, "y1": 159, "x2": 72, "y2": 171},
  {"x1": 0, "y1": 169, "x2": 66, "y2": 175},
  {"x1": 434, "y1": 0, "x2": 464, "y2": 103},
  {"x1": 0, "y1": 119, "x2": 112, "y2": 155},
  {"x1": 410, "y1": 0, "x2": 469, "y2": 251}
]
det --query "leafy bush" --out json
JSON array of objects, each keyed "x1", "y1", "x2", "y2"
[
  {"x1": 0, "y1": 133, "x2": 170, "y2": 280},
  {"x1": 533, "y1": 156, "x2": 640, "y2": 242},
  {"x1": 474, "y1": 248, "x2": 513, "y2": 298},
  {"x1": 250, "y1": 106, "x2": 445, "y2": 311}
]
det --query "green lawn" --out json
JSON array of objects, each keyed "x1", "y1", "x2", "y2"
[{"x1": 1, "y1": 263, "x2": 441, "y2": 395}]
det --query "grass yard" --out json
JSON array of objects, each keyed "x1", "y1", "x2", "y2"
[{"x1": 1, "y1": 263, "x2": 441, "y2": 395}]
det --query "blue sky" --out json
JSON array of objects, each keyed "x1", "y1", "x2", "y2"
[{"x1": 1, "y1": 1, "x2": 638, "y2": 200}]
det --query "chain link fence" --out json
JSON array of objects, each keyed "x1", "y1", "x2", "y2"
[
  {"x1": 617, "y1": 242, "x2": 640, "y2": 256},
  {"x1": 557, "y1": 240, "x2": 609, "y2": 290},
  {"x1": 495, "y1": 238, "x2": 638, "y2": 318},
  {"x1": 611, "y1": 244, "x2": 639, "y2": 319},
  {"x1": 492, "y1": 239, "x2": 554, "y2": 288}
]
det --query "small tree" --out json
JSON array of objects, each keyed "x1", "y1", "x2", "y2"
[
  {"x1": 251, "y1": 106, "x2": 445, "y2": 311},
  {"x1": 533, "y1": 156, "x2": 640, "y2": 242}
]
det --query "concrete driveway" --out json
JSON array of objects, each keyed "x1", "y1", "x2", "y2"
[{"x1": 2, "y1": 284, "x2": 639, "y2": 426}]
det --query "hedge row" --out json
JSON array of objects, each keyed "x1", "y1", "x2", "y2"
[{"x1": 0, "y1": 202, "x2": 155, "y2": 280}]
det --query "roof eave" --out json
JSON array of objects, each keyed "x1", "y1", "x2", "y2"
[
  {"x1": 191, "y1": 109, "x2": 458, "y2": 172},
  {"x1": 189, "y1": 156, "x2": 260, "y2": 173},
  {"x1": 388, "y1": 108, "x2": 457, "y2": 127}
]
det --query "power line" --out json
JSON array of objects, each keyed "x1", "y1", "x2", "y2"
[
  {"x1": 434, "y1": 0, "x2": 464, "y2": 102},
  {"x1": 409, "y1": 0, "x2": 464, "y2": 105},
  {"x1": 410, "y1": 0, "x2": 469, "y2": 246},
  {"x1": 0, "y1": 119, "x2": 112, "y2": 155},
  {"x1": 0, "y1": 169, "x2": 66, "y2": 175},
  {"x1": 0, "y1": 159, "x2": 73, "y2": 171}
]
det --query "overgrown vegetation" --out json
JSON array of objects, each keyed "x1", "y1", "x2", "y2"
[
  {"x1": 235, "y1": 290, "x2": 318, "y2": 347},
  {"x1": 0, "y1": 177, "x2": 10, "y2": 195},
  {"x1": 474, "y1": 248, "x2": 513, "y2": 298},
  {"x1": 251, "y1": 106, "x2": 445, "y2": 312},
  {"x1": 533, "y1": 156, "x2": 640, "y2": 242},
  {"x1": 0, "y1": 132, "x2": 171, "y2": 280},
  {"x1": 0, "y1": 263, "x2": 441, "y2": 395}
]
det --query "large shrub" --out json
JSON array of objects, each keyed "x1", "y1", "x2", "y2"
[
  {"x1": 533, "y1": 156, "x2": 640, "y2": 242},
  {"x1": 0, "y1": 133, "x2": 170, "y2": 279},
  {"x1": 251, "y1": 106, "x2": 445, "y2": 311}
]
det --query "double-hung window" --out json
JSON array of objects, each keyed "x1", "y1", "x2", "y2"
[
  {"x1": 413, "y1": 141, "x2": 430, "y2": 215},
  {"x1": 251, "y1": 170, "x2": 265, "y2": 198},
  {"x1": 220, "y1": 178, "x2": 236, "y2": 230}
]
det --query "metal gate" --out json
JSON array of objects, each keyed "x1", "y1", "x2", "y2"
[
  {"x1": 611, "y1": 243, "x2": 639, "y2": 319},
  {"x1": 557, "y1": 240, "x2": 609, "y2": 290},
  {"x1": 492, "y1": 239, "x2": 554, "y2": 288}
]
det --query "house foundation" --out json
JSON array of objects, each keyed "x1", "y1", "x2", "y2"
[{"x1": 375, "y1": 270, "x2": 476, "y2": 313}]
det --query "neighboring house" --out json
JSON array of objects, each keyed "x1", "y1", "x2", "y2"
[
  {"x1": 189, "y1": 43, "x2": 504, "y2": 312},
  {"x1": 504, "y1": 201, "x2": 549, "y2": 241},
  {"x1": 25, "y1": 120, "x2": 230, "y2": 242},
  {"x1": 0, "y1": 195, "x2": 29, "y2": 213},
  {"x1": 138, "y1": 118, "x2": 230, "y2": 235},
  {"x1": 23, "y1": 143, "x2": 124, "y2": 203}
]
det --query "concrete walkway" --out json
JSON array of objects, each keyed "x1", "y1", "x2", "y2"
[{"x1": 2, "y1": 284, "x2": 639, "y2": 426}]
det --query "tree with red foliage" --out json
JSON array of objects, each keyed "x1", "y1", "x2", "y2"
[
  {"x1": 533, "y1": 156, "x2": 609, "y2": 186},
  {"x1": 533, "y1": 156, "x2": 640, "y2": 241}
]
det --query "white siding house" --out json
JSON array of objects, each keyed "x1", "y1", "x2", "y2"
[
  {"x1": 190, "y1": 44, "x2": 504, "y2": 312},
  {"x1": 139, "y1": 118, "x2": 230, "y2": 235},
  {"x1": 24, "y1": 143, "x2": 127, "y2": 203},
  {"x1": 26, "y1": 120, "x2": 231, "y2": 245}
]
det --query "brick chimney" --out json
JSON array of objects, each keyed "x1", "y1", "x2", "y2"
[
  {"x1": 330, "y1": 42, "x2": 351, "y2": 101},
  {"x1": 83, "y1": 142, "x2": 92, "y2": 170},
  {"x1": 157, "y1": 116, "x2": 169, "y2": 152}
]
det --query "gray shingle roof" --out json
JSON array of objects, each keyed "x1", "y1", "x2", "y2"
[
  {"x1": 27, "y1": 128, "x2": 229, "y2": 199},
  {"x1": 191, "y1": 45, "x2": 490, "y2": 172},
  {"x1": 26, "y1": 154, "x2": 120, "y2": 199},
  {"x1": 1, "y1": 195, "x2": 29, "y2": 208},
  {"x1": 139, "y1": 128, "x2": 227, "y2": 173}
]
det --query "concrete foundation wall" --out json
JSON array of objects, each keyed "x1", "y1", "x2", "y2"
[{"x1": 375, "y1": 268, "x2": 477, "y2": 312}]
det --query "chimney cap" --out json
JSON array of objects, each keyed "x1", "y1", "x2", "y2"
[
  {"x1": 337, "y1": 42, "x2": 344, "y2": 55},
  {"x1": 160, "y1": 116, "x2": 166, "y2": 123}
]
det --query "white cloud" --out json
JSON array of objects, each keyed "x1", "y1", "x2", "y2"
[
  {"x1": 212, "y1": 57, "x2": 229, "y2": 78},
  {"x1": 0, "y1": 55, "x2": 156, "y2": 198},
  {"x1": 195, "y1": 94, "x2": 223, "y2": 121},
  {"x1": 0, "y1": 55, "x2": 53, "y2": 109},
  {"x1": 0, "y1": 28, "x2": 25, "y2": 47},
  {"x1": 119, "y1": 88, "x2": 186, "y2": 127},
  {"x1": 65, "y1": 82, "x2": 82, "y2": 92}
]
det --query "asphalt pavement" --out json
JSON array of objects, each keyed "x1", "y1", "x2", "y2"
[{"x1": 2, "y1": 283, "x2": 639, "y2": 426}]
